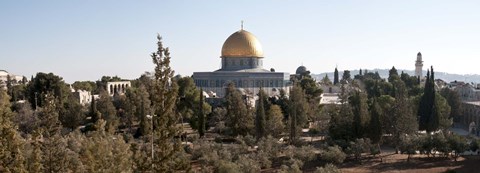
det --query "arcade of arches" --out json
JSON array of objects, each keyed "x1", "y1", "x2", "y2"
[{"x1": 107, "y1": 81, "x2": 131, "y2": 95}]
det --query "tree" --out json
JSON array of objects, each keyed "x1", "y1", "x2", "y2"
[
  {"x1": 60, "y1": 95, "x2": 85, "y2": 130},
  {"x1": 26, "y1": 72, "x2": 70, "y2": 109},
  {"x1": 96, "y1": 90, "x2": 118, "y2": 133},
  {"x1": 112, "y1": 93, "x2": 129, "y2": 129},
  {"x1": 176, "y1": 76, "x2": 200, "y2": 123},
  {"x1": 321, "y1": 74, "x2": 332, "y2": 85},
  {"x1": 400, "y1": 72, "x2": 421, "y2": 96},
  {"x1": 38, "y1": 93, "x2": 62, "y2": 138},
  {"x1": 368, "y1": 99, "x2": 382, "y2": 144},
  {"x1": 255, "y1": 89, "x2": 267, "y2": 140},
  {"x1": 72, "y1": 81, "x2": 96, "y2": 92},
  {"x1": 349, "y1": 91, "x2": 369, "y2": 138},
  {"x1": 391, "y1": 94, "x2": 418, "y2": 153},
  {"x1": 77, "y1": 124, "x2": 133, "y2": 172},
  {"x1": 289, "y1": 84, "x2": 309, "y2": 143},
  {"x1": 435, "y1": 93, "x2": 452, "y2": 131},
  {"x1": 440, "y1": 88, "x2": 462, "y2": 121},
  {"x1": 419, "y1": 67, "x2": 435, "y2": 132},
  {"x1": 266, "y1": 105, "x2": 285, "y2": 138},
  {"x1": 41, "y1": 135, "x2": 71, "y2": 173},
  {"x1": 12, "y1": 101, "x2": 39, "y2": 134},
  {"x1": 447, "y1": 134, "x2": 468, "y2": 161},
  {"x1": 124, "y1": 85, "x2": 152, "y2": 137},
  {"x1": 210, "y1": 107, "x2": 227, "y2": 134},
  {"x1": 388, "y1": 66, "x2": 399, "y2": 83},
  {"x1": 399, "y1": 135, "x2": 420, "y2": 162},
  {"x1": 299, "y1": 77, "x2": 323, "y2": 102},
  {"x1": 377, "y1": 95, "x2": 395, "y2": 135},
  {"x1": 0, "y1": 89, "x2": 26, "y2": 172},
  {"x1": 198, "y1": 88, "x2": 206, "y2": 137},
  {"x1": 224, "y1": 83, "x2": 253, "y2": 136},
  {"x1": 320, "y1": 145, "x2": 346, "y2": 164},
  {"x1": 6, "y1": 75, "x2": 13, "y2": 96},
  {"x1": 89, "y1": 95, "x2": 100, "y2": 123},
  {"x1": 26, "y1": 134, "x2": 43, "y2": 172},
  {"x1": 418, "y1": 66, "x2": 452, "y2": 133},
  {"x1": 333, "y1": 67, "x2": 339, "y2": 85},
  {"x1": 274, "y1": 89, "x2": 290, "y2": 119},
  {"x1": 341, "y1": 70, "x2": 351, "y2": 83},
  {"x1": 9, "y1": 84, "x2": 27, "y2": 102},
  {"x1": 149, "y1": 35, "x2": 187, "y2": 171},
  {"x1": 329, "y1": 102, "x2": 354, "y2": 142}
]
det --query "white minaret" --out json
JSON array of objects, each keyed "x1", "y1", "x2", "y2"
[{"x1": 415, "y1": 52, "x2": 423, "y2": 77}]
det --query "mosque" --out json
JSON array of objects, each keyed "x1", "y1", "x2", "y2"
[{"x1": 192, "y1": 27, "x2": 290, "y2": 98}]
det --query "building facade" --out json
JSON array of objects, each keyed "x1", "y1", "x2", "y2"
[
  {"x1": 193, "y1": 28, "x2": 290, "y2": 98},
  {"x1": 0, "y1": 70, "x2": 25, "y2": 89},
  {"x1": 107, "y1": 81, "x2": 131, "y2": 96},
  {"x1": 454, "y1": 83, "x2": 480, "y2": 101},
  {"x1": 415, "y1": 52, "x2": 423, "y2": 78},
  {"x1": 462, "y1": 101, "x2": 480, "y2": 135},
  {"x1": 73, "y1": 90, "x2": 93, "y2": 105}
]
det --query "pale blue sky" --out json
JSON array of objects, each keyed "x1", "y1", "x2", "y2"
[{"x1": 1, "y1": 1, "x2": 479, "y2": 83}]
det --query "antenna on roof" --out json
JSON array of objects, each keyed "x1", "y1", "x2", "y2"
[{"x1": 241, "y1": 20, "x2": 244, "y2": 30}]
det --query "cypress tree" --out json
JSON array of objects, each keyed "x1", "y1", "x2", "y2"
[
  {"x1": 90, "y1": 95, "x2": 101, "y2": 123},
  {"x1": 255, "y1": 88, "x2": 267, "y2": 140},
  {"x1": 419, "y1": 66, "x2": 439, "y2": 133},
  {"x1": 426, "y1": 66, "x2": 439, "y2": 132},
  {"x1": 418, "y1": 70, "x2": 430, "y2": 131},
  {"x1": 198, "y1": 89, "x2": 206, "y2": 137},
  {"x1": 334, "y1": 67, "x2": 339, "y2": 85},
  {"x1": 350, "y1": 91, "x2": 369, "y2": 138},
  {"x1": 150, "y1": 35, "x2": 185, "y2": 171},
  {"x1": 288, "y1": 84, "x2": 308, "y2": 143}
]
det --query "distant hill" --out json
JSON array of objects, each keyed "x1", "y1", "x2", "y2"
[{"x1": 313, "y1": 69, "x2": 480, "y2": 83}]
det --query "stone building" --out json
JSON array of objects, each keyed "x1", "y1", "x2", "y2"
[
  {"x1": 72, "y1": 89, "x2": 93, "y2": 105},
  {"x1": 107, "y1": 81, "x2": 131, "y2": 96},
  {"x1": 462, "y1": 101, "x2": 480, "y2": 135},
  {"x1": 450, "y1": 81, "x2": 480, "y2": 135},
  {"x1": 193, "y1": 27, "x2": 290, "y2": 98},
  {"x1": 455, "y1": 83, "x2": 480, "y2": 101},
  {"x1": 0, "y1": 70, "x2": 25, "y2": 89}
]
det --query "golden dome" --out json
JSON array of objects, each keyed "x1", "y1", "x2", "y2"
[{"x1": 221, "y1": 30, "x2": 264, "y2": 58}]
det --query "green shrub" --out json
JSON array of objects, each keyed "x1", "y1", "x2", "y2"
[
  {"x1": 294, "y1": 145, "x2": 316, "y2": 162},
  {"x1": 214, "y1": 160, "x2": 241, "y2": 173},
  {"x1": 320, "y1": 145, "x2": 346, "y2": 164},
  {"x1": 236, "y1": 155, "x2": 261, "y2": 173},
  {"x1": 314, "y1": 163, "x2": 341, "y2": 173}
]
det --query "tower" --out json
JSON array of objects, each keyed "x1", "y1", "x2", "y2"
[{"x1": 415, "y1": 52, "x2": 423, "y2": 78}]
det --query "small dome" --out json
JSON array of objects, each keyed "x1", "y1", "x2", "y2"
[
  {"x1": 221, "y1": 30, "x2": 264, "y2": 58},
  {"x1": 296, "y1": 66, "x2": 307, "y2": 74},
  {"x1": 417, "y1": 52, "x2": 422, "y2": 61}
]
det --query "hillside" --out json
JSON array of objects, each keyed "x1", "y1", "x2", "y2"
[{"x1": 313, "y1": 69, "x2": 480, "y2": 83}]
